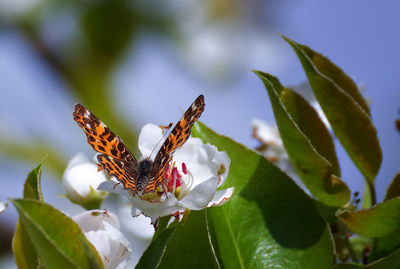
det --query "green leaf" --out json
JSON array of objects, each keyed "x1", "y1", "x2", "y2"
[
  {"x1": 254, "y1": 71, "x2": 350, "y2": 207},
  {"x1": 12, "y1": 220, "x2": 42, "y2": 269},
  {"x1": 11, "y1": 199, "x2": 104, "y2": 269},
  {"x1": 384, "y1": 172, "x2": 400, "y2": 201},
  {"x1": 313, "y1": 200, "x2": 339, "y2": 224},
  {"x1": 282, "y1": 35, "x2": 382, "y2": 182},
  {"x1": 137, "y1": 210, "x2": 219, "y2": 269},
  {"x1": 337, "y1": 197, "x2": 400, "y2": 237},
  {"x1": 282, "y1": 87, "x2": 340, "y2": 176},
  {"x1": 366, "y1": 247, "x2": 400, "y2": 269},
  {"x1": 332, "y1": 264, "x2": 363, "y2": 269},
  {"x1": 136, "y1": 227, "x2": 175, "y2": 269},
  {"x1": 158, "y1": 210, "x2": 220, "y2": 268},
  {"x1": 12, "y1": 159, "x2": 46, "y2": 269},
  {"x1": 23, "y1": 156, "x2": 46, "y2": 200},
  {"x1": 331, "y1": 256, "x2": 400, "y2": 269},
  {"x1": 369, "y1": 183, "x2": 400, "y2": 262},
  {"x1": 152, "y1": 215, "x2": 173, "y2": 240},
  {"x1": 193, "y1": 122, "x2": 334, "y2": 268},
  {"x1": 369, "y1": 228, "x2": 400, "y2": 263}
]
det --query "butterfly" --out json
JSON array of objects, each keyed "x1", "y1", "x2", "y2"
[{"x1": 73, "y1": 95, "x2": 205, "y2": 194}]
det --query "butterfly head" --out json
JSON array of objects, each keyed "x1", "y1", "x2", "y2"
[{"x1": 138, "y1": 159, "x2": 152, "y2": 173}]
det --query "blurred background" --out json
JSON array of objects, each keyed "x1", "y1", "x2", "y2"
[{"x1": 0, "y1": 0, "x2": 399, "y2": 266}]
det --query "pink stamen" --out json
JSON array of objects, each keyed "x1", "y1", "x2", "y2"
[
  {"x1": 182, "y1": 162, "x2": 187, "y2": 175},
  {"x1": 165, "y1": 166, "x2": 182, "y2": 192},
  {"x1": 171, "y1": 167, "x2": 181, "y2": 180}
]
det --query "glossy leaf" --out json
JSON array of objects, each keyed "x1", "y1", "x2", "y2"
[
  {"x1": 193, "y1": 122, "x2": 334, "y2": 268},
  {"x1": 152, "y1": 215, "x2": 173, "y2": 240},
  {"x1": 282, "y1": 35, "x2": 382, "y2": 182},
  {"x1": 12, "y1": 159, "x2": 45, "y2": 269},
  {"x1": 313, "y1": 200, "x2": 339, "y2": 224},
  {"x1": 369, "y1": 228, "x2": 400, "y2": 263},
  {"x1": 136, "y1": 226, "x2": 175, "y2": 269},
  {"x1": 158, "y1": 210, "x2": 220, "y2": 268},
  {"x1": 333, "y1": 252, "x2": 400, "y2": 269},
  {"x1": 12, "y1": 220, "x2": 41, "y2": 269},
  {"x1": 337, "y1": 197, "x2": 400, "y2": 237},
  {"x1": 385, "y1": 172, "x2": 400, "y2": 201},
  {"x1": 23, "y1": 156, "x2": 45, "y2": 200},
  {"x1": 281, "y1": 86, "x2": 340, "y2": 176},
  {"x1": 254, "y1": 71, "x2": 349, "y2": 207},
  {"x1": 369, "y1": 181, "x2": 400, "y2": 262},
  {"x1": 12, "y1": 199, "x2": 104, "y2": 269},
  {"x1": 137, "y1": 210, "x2": 219, "y2": 269},
  {"x1": 332, "y1": 264, "x2": 362, "y2": 269},
  {"x1": 366, "y1": 247, "x2": 400, "y2": 269}
]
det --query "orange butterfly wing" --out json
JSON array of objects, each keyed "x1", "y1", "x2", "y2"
[
  {"x1": 73, "y1": 104, "x2": 137, "y2": 191},
  {"x1": 97, "y1": 154, "x2": 137, "y2": 192},
  {"x1": 142, "y1": 95, "x2": 205, "y2": 193}
]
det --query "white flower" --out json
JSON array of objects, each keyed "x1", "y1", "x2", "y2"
[
  {"x1": 118, "y1": 203, "x2": 154, "y2": 266},
  {"x1": 73, "y1": 210, "x2": 131, "y2": 269},
  {"x1": 252, "y1": 118, "x2": 296, "y2": 180},
  {"x1": 0, "y1": 201, "x2": 7, "y2": 213},
  {"x1": 99, "y1": 123, "x2": 234, "y2": 224},
  {"x1": 63, "y1": 153, "x2": 108, "y2": 209},
  {"x1": 119, "y1": 203, "x2": 154, "y2": 241}
]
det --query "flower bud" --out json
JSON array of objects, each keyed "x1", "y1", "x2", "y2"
[
  {"x1": 73, "y1": 210, "x2": 131, "y2": 269},
  {"x1": 63, "y1": 153, "x2": 107, "y2": 210}
]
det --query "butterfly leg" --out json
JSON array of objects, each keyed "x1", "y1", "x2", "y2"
[
  {"x1": 159, "y1": 122, "x2": 173, "y2": 134},
  {"x1": 113, "y1": 182, "x2": 122, "y2": 190}
]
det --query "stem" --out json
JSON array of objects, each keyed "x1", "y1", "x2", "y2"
[
  {"x1": 366, "y1": 181, "x2": 377, "y2": 256},
  {"x1": 344, "y1": 236, "x2": 359, "y2": 263},
  {"x1": 367, "y1": 181, "x2": 377, "y2": 206},
  {"x1": 336, "y1": 221, "x2": 359, "y2": 263}
]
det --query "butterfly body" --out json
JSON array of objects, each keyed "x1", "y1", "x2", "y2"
[
  {"x1": 73, "y1": 95, "x2": 205, "y2": 195},
  {"x1": 136, "y1": 158, "x2": 154, "y2": 192}
]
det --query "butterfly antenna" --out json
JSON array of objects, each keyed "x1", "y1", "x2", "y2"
[{"x1": 149, "y1": 122, "x2": 174, "y2": 159}]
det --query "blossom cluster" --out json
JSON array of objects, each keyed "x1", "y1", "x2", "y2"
[{"x1": 63, "y1": 123, "x2": 234, "y2": 267}]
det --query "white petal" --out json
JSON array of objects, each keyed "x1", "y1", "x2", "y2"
[
  {"x1": 138, "y1": 124, "x2": 163, "y2": 158},
  {"x1": 130, "y1": 195, "x2": 181, "y2": 224},
  {"x1": 311, "y1": 101, "x2": 331, "y2": 131},
  {"x1": 102, "y1": 222, "x2": 131, "y2": 268},
  {"x1": 0, "y1": 201, "x2": 8, "y2": 213},
  {"x1": 97, "y1": 181, "x2": 127, "y2": 196},
  {"x1": 73, "y1": 210, "x2": 120, "y2": 232},
  {"x1": 85, "y1": 230, "x2": 113, "y2": 262},
  {"x1": 207, "y1": 187, "x2": 235, "y2": 207},
  {"x1": 130, "y1": 205, "x2": 142, "y2": 217},
  {"x1": 173, "y1": 138, "x2": 230, "y2": 187},
  {"x1": 85, "y1": 225, "x2": 130, "y2": 269},
  {"x1": 211, "y1": 149, "x2": 230, "y2": 186},
  {"x1": 178, "y1": 177, "x2": 218, "y2": 210},
  {"x1": 73, "y1": 210, "x2": 131, "y2": 269},
  {"x1": 67, "y1": 152, "x2": 89, "y2": 168},
  {"x1": 119, "y1": 204, "x2": 154, "y2": 241},
  {"x1": 251, "y1": 118, "x2": 283, "y2": 146},
  {"x1": 63, "y1": 154, "x2": 107, "y2": 199},
  {"x1": 115, "y1": 258, "x2": 131, "y2": 269}
]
